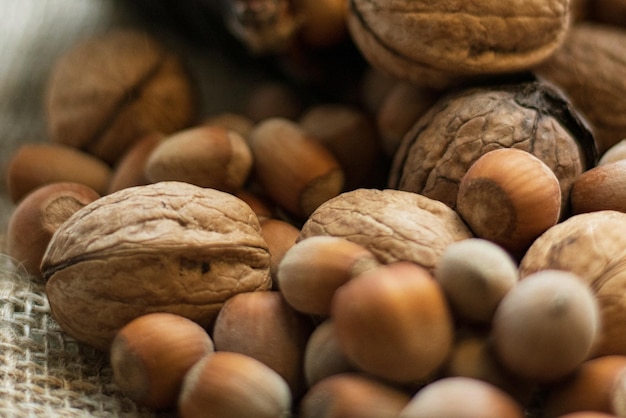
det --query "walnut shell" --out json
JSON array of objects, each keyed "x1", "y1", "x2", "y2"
[
  {"x1": 519, "y1": 210, "x2": 626, "y2": 356},
  {"x1": 41, "y1": 181, "x2": 271, "y2": 350},
  {"x1": 534, "y1": 23, "x2": 626, "y2": 155},
  {"x1": 347, "y1": 0, "x2": 571, "y2": 88},
  {"x1": 389, "y1": 81, "x2": 596, "y2": 212},
  {"x1": 298, "y1": 188, "x2": 473, "y2": 272}
]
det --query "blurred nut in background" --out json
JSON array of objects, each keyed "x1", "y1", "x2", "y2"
[
  {"x1": 107, "y1": 132, "x2": 163, "y2": 194},
  {"x1": 45, "y1": 29, "x2": 196, "y2": 165}
]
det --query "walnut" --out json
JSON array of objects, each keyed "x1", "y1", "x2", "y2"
[
  {"x1": 346, "y1": 0, "x2": 571, "y2": 88},
  {"x1": 40, "y1": 181, "x2": 271, "y2": 350},
  {"x1": 388, "y1": 81, "x2": 597, "y2": 212},
  {"x1": 519, "y1": 210, "x2": 626, "y2": 357},
  {"x1": 298, "y1": 188, "x2": 473, "y2": 273},
  {"x1": 534, "y1": 23, "x2": 626, "y2": 155}
]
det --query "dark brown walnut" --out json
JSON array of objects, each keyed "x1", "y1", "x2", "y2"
[
  {"x1": 298, "y1": 188, "x2": 473, "y2": 273},
  {"x1": 40, "y1": 181, "x2": 271, "y2": 351},
  {"x1": 45, "y1": 29, "x2": 196, "y2": 165},
  {"x1": 347, "y1": 0, "x2": 571, "y2": 89},
  {"x1": 389, "y1": 81, "x2": 597, "y2": 212},
  {"x1": 534, "y1": 23, "x2": 626, "y2": 155},
  {"x1": 519, "y1": 210, "x2": 626, "y2": 357}
]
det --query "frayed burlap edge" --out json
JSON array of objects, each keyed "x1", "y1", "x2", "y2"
[{"x1": 0, "y1": 240, "x2": 162, "y2": 418}]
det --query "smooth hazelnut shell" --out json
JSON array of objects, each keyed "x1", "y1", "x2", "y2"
[
  {"x1": 110, "y1": 312, "x2": 214, "y2": 409},
  {"x1": 299, "y1": 373, "x2": 411, "y2": 418},
  {"x1": 107, "y1": 132, "x2": 163, "y2": 193},
  {"x1": 570, "y1": 160, "x2": 626, "y2": 214},
  {"x1": 331, "y1": 262, "x2": 454, "y2": 384},
  {"x1": 7, "y1": 182, "x2": 100, "y2": 278},
  {"x1": 6, "y1": 143, "x2": 111, "y2": 203},
  {"x1": 457, "y1": 148, "x2": 561, "y2": 257},
  {"x1": 259, "y1": 218, "x2": 300, "y2": 286},
  {"x1": 178, "y1": 351, "x2": 292, "y2": 418},
  {"x1": 212, "y1": 290, "x2": 313, "y2": 396},
  {"x1": 303, "y1": 320, "x2": 355, "y2": 387}
]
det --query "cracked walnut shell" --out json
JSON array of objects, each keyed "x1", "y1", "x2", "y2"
[{"x1": 40, "y1": 181, "x2": 271, "y2": 351}]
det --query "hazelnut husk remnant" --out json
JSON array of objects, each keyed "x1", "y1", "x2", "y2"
[
  {"x1": 389, "y1": 81, "x2": 597, "y2": 212},
  {"x1": 347, "y1": 0, "x2": 571, "y2": 89},
  {"x1": 519, "y1": 211, "x2": 626, "y2": 356},
  {"x1": 40, "y1": 181, "x2": 271, "y2": 350},
  {"x1": 299, "y1": 188, "x2": 473, "y2": 273},
  {"x1": 45, "y1": 29, "x2": 196, "y2": 164}
]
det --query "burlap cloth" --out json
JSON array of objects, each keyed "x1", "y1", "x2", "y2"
[{"x1": 0, "y1": 1, "x2": 262, "y2": 416}]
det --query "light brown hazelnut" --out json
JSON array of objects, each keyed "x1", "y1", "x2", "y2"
[
  {"x1": 107, "y1": 132, "x2": 163, "y2": 194},
  {"x1": 145, "y1": 125, "x2": 253, "y2": 193},
  {"x1": 456, "y1": 148, "x2": 562, "y2": 257},
  {"x1": 299, "y1": 188, "x2": 473, "y2": 273},
  {"x1": 259, "y1": 218, "x2": 300, "y2": 285},
  {"x1": 598, "y1": 139, "x2": 626, "y2": 166},
  {"x1": 277, "y1": 235, "x2": 380, "y2": 316},
  {"x1": 6, "y1": 143, "x2": 112, "y2": 203},
  {"x1": 40, "y1": 181, "x2": 271, "y2": 350},
  {"x1": 347, "y1": 0, "x2": 570, "y2": 88},
  {"x1": 45, "y1": 29, "x2": 196, "y2": 164},
  {"x1": 570, "y1": 160, "x2": 626, "y2": 214},
  {"x1": 110, "y1": 312, "x2": 214, "y2": 410},
  {"x1": 235, "y1": 189, "x2": 276, "y2": 219},
  {"x1": 519, "y1": 210, "x2": 626, "y2": 356},
  {"x1": 398, "y1": 377, "x2": 525, "y2": 418},
  {"x1": 299, "y1": 103, "x2": 384, "y2": 190},
  {"x1": 247, "y1": 118, "x2": 344, "y2": 219},
  {"x1": 178, "y1": 351, "x2": 292, "y2": 418},
  {"x1": 299, "y1": 373, "x2": 411, "y2": 418},
  {"x1": 434, "y1": 238, "x2": 519, "y2": 323},
  {"x1": 211, "y1": 290, "x2": 313, "y2": 397},
  {"x1": 7, "y1": 182, "x2": 100, "y2": 278},
  {"x1": 491, "y1": 270, "x2": 601, "y2": 382},
  {"x1": 303, "y1": 320, "x2": 355, "y2": 387},
  {"x1": 542, "y1": 355, "x2": 626, "y2": 418},
  {"x1": 331, "y1": 262, "x2": 454, "y2": 384}
]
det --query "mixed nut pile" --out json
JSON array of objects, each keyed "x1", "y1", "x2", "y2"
[{"x1": 5, "y1": 0, "x2": 626, "y2": 417}]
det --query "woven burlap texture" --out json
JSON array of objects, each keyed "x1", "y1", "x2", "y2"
[{"x1": 0, "y1": 247, "x2": 161, "y2": 418}]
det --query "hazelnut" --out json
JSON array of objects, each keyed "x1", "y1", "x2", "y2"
[
  {"x1": 244, "y1": 82, "x2": 303, "y2": 122},
  {"x1": 277, "y1": 235, "x2": 380, "y2": 316},
  {"x1": 299, "y1": 103, "x2": 384, "y2": 190},
  {"x1": 331, "y1": 262, "x2": 454, "y2": 384},
  {"x1": 247, "y1": 118, "x2": 344, "y2": 219},
  {"x1": 178, "y1": 351, "x2": 292, "y2": 418},
  {"x1": 145, "y1": 125, "x2": 253, "y2": 194},
  {"x1": 211, "y1": 290, "x2": 313, "y2": 396},
  {"x1": 7, "y1": 182, "x2": 100, "y2": 278},
  {"x1": 598, "y1": 139, "x2": 626, "y2": 166},
  {"x1": 456, "y1": 148, "x2": 562, "y2": 257},
  {"x1": 519, "y1": 210, "x2": 626, "y2": 356},
  {"x1": 434, "y1": 238, "x2": 519, "y2": 323},
  {"x1": 398, "y1": 377, "x2": 525, "y2": 418},
  {"x1": 259, "y1": 218, "x2": 300, "y2": 285},
  {"x1": 299, "y1": 188, "x2": 473, "y2": 273},
  {"x1": 110, "y1": 312, "x2": 214, "y2": 410},
  {"x1": 107, "y1": 132, "x2": 163, "y2": 194},
  {"x1": 6, "y1": 143, "x2": 111, "y2": 203},
  {"x1": 542, "y1": 355, "x2": 626, "y2": 418},
  {"x1": 299, "y1": 373, "x2": 411, "y2": 418},
  {"x1": 491, "y1": 270, "x2": 601, "y2": 382},
  {"x1": 347, "y1": 0, "x2": 570, "y2": 88},
  {"x1": 303, "y1": 320, "x2": 355, "y2": 387},
  {"x1": 570, "y1": 160, "x2": 626, "y2": 214},
  {"x1": 203, "y1": 112, "x2": 254, "y2": 138},
  {"x1": 45, "y1": 29, "x2": 196, "y2": 164},
  {"x1": 40, "y1": 181, "x2": 271, "y2": 350},
  {"x1": 235, "y1": 189, "x2": 276, "y2": 219}
]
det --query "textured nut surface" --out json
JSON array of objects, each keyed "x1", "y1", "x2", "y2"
[
  {"x1": 535, "y1": 23, "x2": 626, "y2": 155},
  {"x1": 347, "y1": 0, "x2": 570, "y2": 88},
  {"x1": 41, "y1": 181, "x2": 271, "y2": 350},
  {"x1": 389, "y1": 82, "x2": 596, "y2": 211},
  {"x1": 299, "y1": 188, "x2": 473, "y2": 273},
  {"x1": 519, "y1": 211, "x2": 626, "y2": 356},
  {"x1": 45, "y1": 29, "x2": 196, "y2": 164}
]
